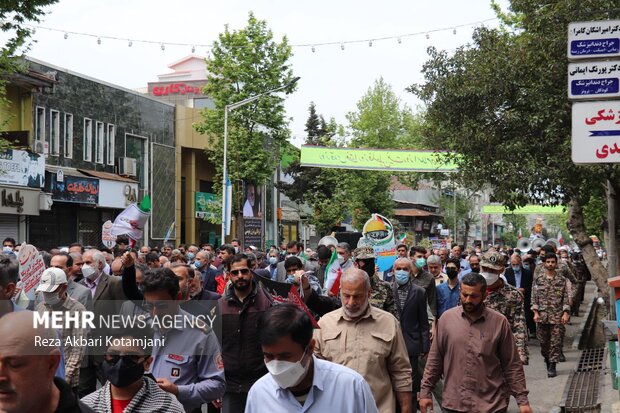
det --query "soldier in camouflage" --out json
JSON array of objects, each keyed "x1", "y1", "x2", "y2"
[
  {"x1": 532, "y1": 252, "x2": 570, "y2": 378},
  {"x1": 478, "y1": 251, "x2": 529, "y2": 365},
  {"x1": 352, "y1": 246, "x2": 397, "y2": 317},
  {"x1": 536, "y1": 244, "x2": 576, "y2": 362}
]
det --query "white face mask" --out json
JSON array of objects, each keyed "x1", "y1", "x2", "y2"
[
  {"x1": 42, "y1": 291, "x2": 62, "y2": 306},
  {"x1": 265, "y1": 349, "x2": 309, "y2": 389},
  {"x1": 82, "y1": 264, "x2": 98, "y2": 280},
  {"x1": 337, "y1": 254, "x2": 345, "y2": 264},
  {"x1": 481, "y1": 271, "x2": 500, "y2": 286}
]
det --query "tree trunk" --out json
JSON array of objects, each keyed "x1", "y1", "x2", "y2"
[{"x1": 567, "y1": 198, "x2": 609, "y2": 300}]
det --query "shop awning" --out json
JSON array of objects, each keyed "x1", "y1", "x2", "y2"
[
  {"x1": 78, "y1": 169, "x2": 138, "y2": 183},
  {"x1": 44, "y1": 165, "x2": 89, "y2": 177},
  {"x1": 394, "y1": 208, "x2": 442, "y2": 217}
]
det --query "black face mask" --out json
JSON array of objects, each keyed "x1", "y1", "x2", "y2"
[
  {"x1": 102, "y1": 356, "x2": 145, "y2": 388},
  {"x1": 470, "y1": 267, "x2": 480, "y2": 273},
  {"x1": 359, "y1": 259, "x2": 375, "y2": 277},
  {"x1": 446, "y1": 269, "x2": 459, "y2": 279}
]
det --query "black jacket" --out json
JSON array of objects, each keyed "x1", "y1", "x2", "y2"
[
  {"x1": 393, "y1": 281, "x2": 430, "y2": 356},
  {"x1": 504, "y1": 266, "x2": 533, "y2": 297},
  {"x1": 54, "y1": 377, "x2": 94, "y2": 413}
]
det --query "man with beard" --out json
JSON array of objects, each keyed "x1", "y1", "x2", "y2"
[
  {"x1": 420, "y1": 273, "x2": 532, "y2": 413},
  {"x1": 468, "y1": 253, "x2": 481, "y2": 274},
  {"x1": 68, "y1": 252, "x2": 84, "y2": 282},
  {"x1": 217, "y1": 253, "x2": 272, "y2": 412},
  {"x1": 479, "y1": 251, "x2": 529, "y2": 365},
  {"x1": 314, "y1": 268, "x2": 412, "y2": 413},
  {"x1": 353, "y1": 246, "x2": 397, "y2": 317}
]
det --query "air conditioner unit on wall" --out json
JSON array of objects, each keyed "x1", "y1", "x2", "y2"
[
  {"x1": 33, "y1": 140, "x2": 48, "y2": 156},
  {"x1": 118, "y1": 157, "x2": 137, "y2": 176}
]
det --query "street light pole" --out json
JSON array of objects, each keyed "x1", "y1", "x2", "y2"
[{"x1": 220, "y1": 77, "x2": 300, "y2": 244}]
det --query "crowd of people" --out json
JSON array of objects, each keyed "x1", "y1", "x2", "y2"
[{"x1": 0, "y1": 235, "x2": 592, "y2": 413}]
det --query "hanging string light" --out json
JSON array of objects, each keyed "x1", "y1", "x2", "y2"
[{"x1": 24, "y1": 17, "x2": 497, "y2": 53}]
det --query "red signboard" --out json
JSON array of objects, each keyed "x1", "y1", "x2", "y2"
[{"x1": 151, "y1": 82, "x2": 205, "y2": 96}]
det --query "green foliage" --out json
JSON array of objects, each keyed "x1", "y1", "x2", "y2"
[
  {"x1": 194, "y1": 12, "x2": 296, "y2": 212},
  {"x1": 409, "y1": 1, "x2": 619, "y2": 210},
  {"x1": 582, "y1": 194, "x2": 606, "y2": 240},
  {"x1": 433, "y1": 190, "x2": 479, "y2": 246}
]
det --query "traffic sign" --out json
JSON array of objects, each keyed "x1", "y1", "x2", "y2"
[
  {"x1": 568, "y1": 20, "x2": 620, "y2": 60},
  {"x1": 572, "y1": 101, "x2": 620, "y2": 163},
  {"x1": 568, "y1": 61, "x2": 620, "y2": 99}
]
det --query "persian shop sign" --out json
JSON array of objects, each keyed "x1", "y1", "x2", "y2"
[
  {"x1": 571, "y1": 101, "x2": 620, "y2": 163},
  {"x1": 49, "y1": 175, "x2": 99, "y2": 204},
  {"x1": 150, "y1": 82, "x2": 205, "y2": 97},
  {"x1": 300, "y1": 146, "x2": 458, "y2": 172}
]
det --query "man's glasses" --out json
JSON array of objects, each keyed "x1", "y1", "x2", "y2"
[
  {"x1": 230, "y1": 268, "x2": 250, "y2": 276},
  {"x1": 104, "y1": 353, "x2": 145, "y2": 365},
  {"x1": 141, "y1": 301, "x2": 170, "y2": 312}
]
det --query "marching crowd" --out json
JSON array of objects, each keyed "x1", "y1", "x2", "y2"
[{"x1": 0, "y1": 235, "x2": 591, "y2": 413}]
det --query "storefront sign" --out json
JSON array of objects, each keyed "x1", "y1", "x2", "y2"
[
  {"x1": 0, "y1": 186, "x2": 40, "y2": 215},
  {"x1": 98, "y1": 180, "x2": 139, "y2": 209},
  {"x1": 151, "y1": 82, "x2": 205, "y2": 96},
  {"x1": 50, "y1": 175, "x2": 99, "y2": 204},
  {"x1": 101, "y1": 220, "x2": 116, "y2": 248},
  {"x1": 195, "y1": 192, "x2": 218, "y2": 219},
  {"x1": 243, "y1": 217, "x2": 263, "y2": 248},
  {"x1": 0, "y1": 149, "x2": 45, "y2": 188}
]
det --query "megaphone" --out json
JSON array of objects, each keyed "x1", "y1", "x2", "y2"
[
  {"x1": 517, "y1": 238, "x2": 531, "y2": 252},
  {"x1": 532, "y1": 238, "x2": 546, "y2": 250}
]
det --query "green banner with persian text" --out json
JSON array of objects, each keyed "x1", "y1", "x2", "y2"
[
  {"x1": 299, "y1": 146, "x2": 458, "y2": 172},
  {"x1": 482, "y1": 205, "x2": 565, "y2": 215}
]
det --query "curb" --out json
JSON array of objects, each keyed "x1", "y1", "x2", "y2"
[{"x1": 572, "y1": 281, "x2": 598, "y2": 350}]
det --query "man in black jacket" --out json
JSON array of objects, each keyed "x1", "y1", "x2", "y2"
[
  {"x1": 504, "y1": 253, "x2": 535, "y2": 336},
  {"x1": 391, "y1": 257, "x2": 430, "y2": 412}
]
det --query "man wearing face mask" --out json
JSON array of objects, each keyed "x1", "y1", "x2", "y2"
[
  {"x1": 391, "y1": 258, "x2": 430, "y2": 412},
  {"x1": 314, "y1": 268, "x2": 413, "y2": 413},
  {"x1": 79, "y1": 249, "x2": 127, "y2": 397},
  {"x1": 81, "y1": 325, "x2": 184, "y2": 412},
  {"x1": 266, "y1": 250, "x2": 279, "y2": 280},
  {"x1": 505, "y1": 253, "x2": 535, "y2": 338},
  {"x1": 195, "y1": 251, "x2": 218, "y2": 293},
  {"x1": 35, "y1": 267, "x2": 88, "y2": 393},
  {"x1": 409, "y1": 247, "x2": 437, "y2": 318},
  {"x1": 436, "y1": 258, "x2": 461, "y2": 319},
  {"x1": 479, "y1": 251, "x2": 529, "y2": 365},
  {"x1": 336, "y1": 242, "x2": 353, "y2": 272},
  {"x1": 246, "y1": 304, "x2": 379, "y2": 413},
  {"x1": 276, "y1": 241, "x2": 311, "y2": 282},
  {"x1": 353, "y1": 246, "x2": 397, "y2": 317}
]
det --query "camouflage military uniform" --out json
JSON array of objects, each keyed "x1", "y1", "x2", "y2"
[
  {"x1": 532, "y1": 272, "x2": 570, "y2": 363},
  {"x1": 484, "y1": 280, "x2": 529, "y2": 365},
  {"x1": 369, "y1": 275, "x2": 397, "y2": 317}
]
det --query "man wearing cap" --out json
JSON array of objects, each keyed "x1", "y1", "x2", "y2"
[
  {"x1": 35, "y1": 267, "x2": 89, "y2": 393},
  {"x1": 353, "y1": 246, "x2": 397, "y2": 317},
  {"x1": 49, "y1": 252, "x2": 93, "y2": 311},
  {"x1": 479, "y1": 251, "x2": 529, "y2": 365}
]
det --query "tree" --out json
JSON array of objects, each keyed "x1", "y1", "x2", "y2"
[
  {"x1": 0, "y1": 1, "x2": 58, "y2": 135},
  {"x1": 194, "y1": 12, "x2": 296, "y2": 215},
  {"x1": 410, "y1": 0, "x2": 617, "y2": 296},
  {"x1": 433, "y1": 190, "x2": 479, "y2": 247}
]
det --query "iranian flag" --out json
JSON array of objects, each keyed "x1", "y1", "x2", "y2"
[{"x1": 324, "y1": 248, "x2": 342, "y2": 296}]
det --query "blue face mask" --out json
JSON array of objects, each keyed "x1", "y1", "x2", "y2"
[
  {"x1": 415, "y1": 258, "x2": 426, "y2": 269},
  {"x1": 187, "y1": 252, "x2": 195, "y2": 261},
  {"x1": 511, "y1": 265, "x2": 520, "y2": 272},
  {"x1": 268, "y1": 256, "x2": 278, "y2": 265},
  {"x1": 286, "y1": 275, "x2": 296, "y2": 284},
  {"x1": 395, "y1": 270, "x2": 410, "y2": 285},
  {"x1": 194, "y1": 260, "x2": 202, "y2": 269},
  {"x1": 522, "y1": 263, "x2": 530, "y2": 270}
]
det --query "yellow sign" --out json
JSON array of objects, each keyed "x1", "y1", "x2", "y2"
[
  {"x1": 482, "y1": 205, "x2": 566, "y2": 215},
  {"x1": 299, "y1": 146, "x2": 458, "y2": 172}
]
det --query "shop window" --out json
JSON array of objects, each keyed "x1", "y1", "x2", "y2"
[
  {"x1": 64, "y1": 113, "x2": 73, "y2": 158},
  {"x1": 83, "y1": 118, "x2": 92, "y2": 161},
  {"x1": 106, "y1": 124, "x2": 115, "y2": 166}
]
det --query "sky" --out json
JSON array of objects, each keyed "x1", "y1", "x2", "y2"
[{"x1": 23, "y1": 0, "x2": 508, "y2": 146}]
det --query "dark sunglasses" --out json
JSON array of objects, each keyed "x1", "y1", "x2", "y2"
[
  {"x1": 230, "y1": 268, "x2": 250, "y2": 276},
  {"x1": 104, "y1": 353, "x2": 145, "y2": 365}
]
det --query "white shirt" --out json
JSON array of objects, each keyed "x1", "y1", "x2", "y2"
[{"x1": 245, "y1": 356, "x2": 378, "y2": 413}]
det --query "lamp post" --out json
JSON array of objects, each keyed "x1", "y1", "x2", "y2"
[{"x1": 221, "y1": 77, "x2": 300, "y2": 244}]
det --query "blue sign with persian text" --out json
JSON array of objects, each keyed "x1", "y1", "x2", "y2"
[
  {"x1": 570, "y1": 38, "x2": 620, "y2": 57},
  {"x1": 571, "y1": 78, "x2": 619, "y2": 96}
]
